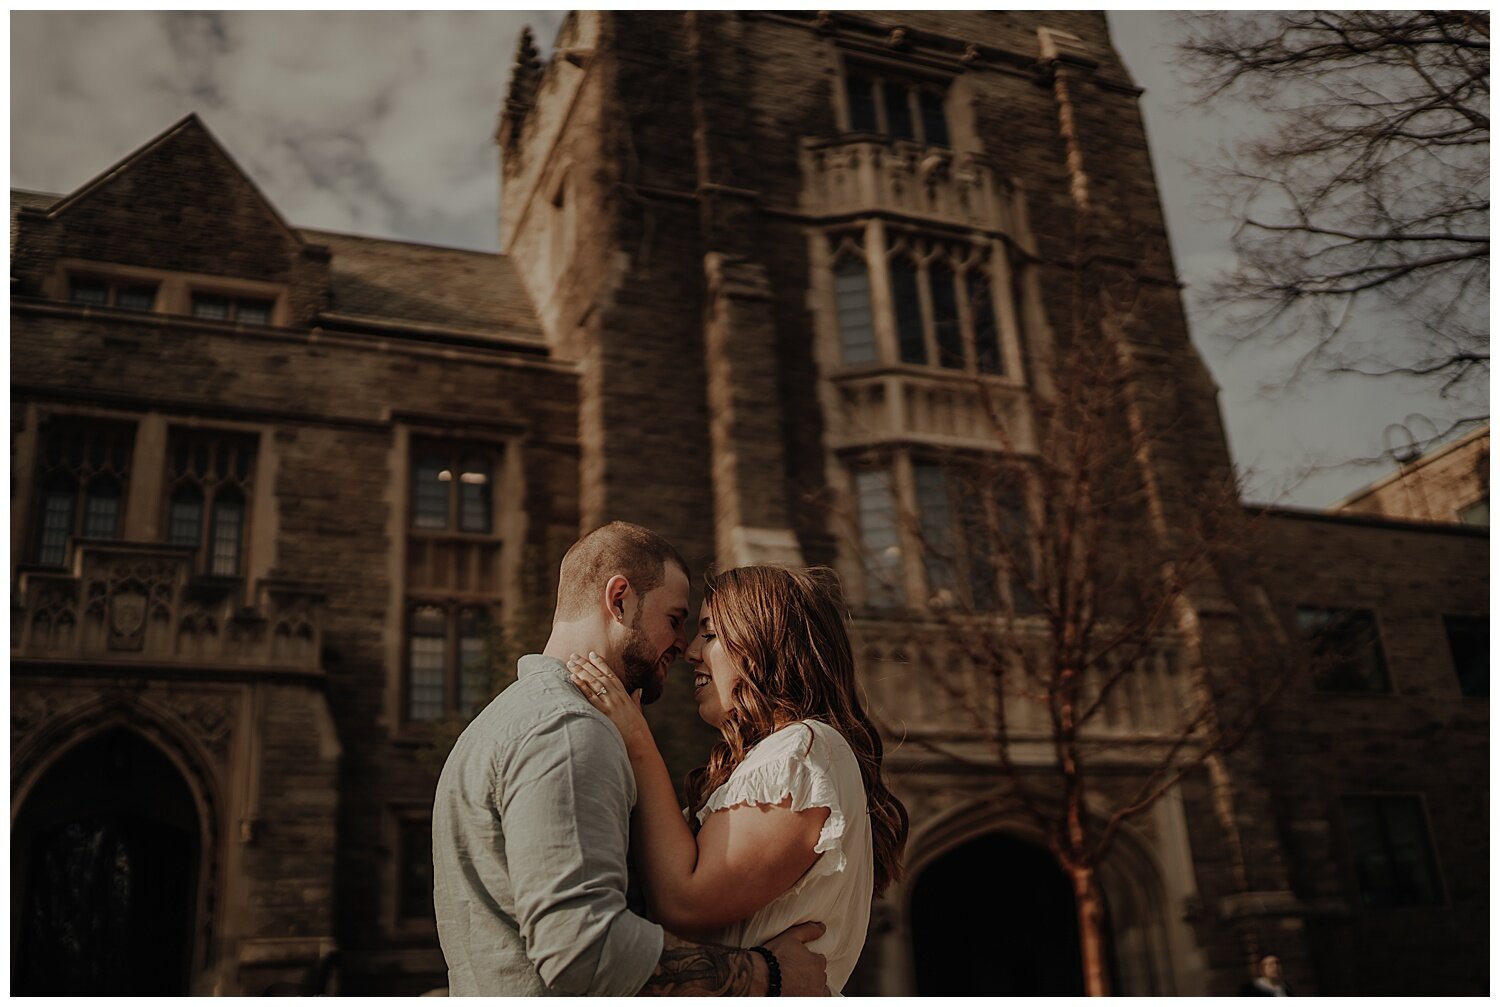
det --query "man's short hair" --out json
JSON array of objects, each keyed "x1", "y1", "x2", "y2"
[{"x1": 554, "y1": 521, "x2": 689, "y2": 621}]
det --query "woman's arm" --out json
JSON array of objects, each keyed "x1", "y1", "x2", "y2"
[{"x1": 569, "y1": 652, "x2": 829, "y2": 935}]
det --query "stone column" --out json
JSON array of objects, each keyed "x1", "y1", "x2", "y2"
[{"x1": 702, "y1": 253, "x2": 804, "y2": 569}]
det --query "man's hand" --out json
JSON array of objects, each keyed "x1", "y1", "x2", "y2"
[
  {"x1": 638, "y1": 925, "x2": 830, "y2": 996},
  {"x1": 763, "y1": 921, "x2": 830, "y2": 996}
]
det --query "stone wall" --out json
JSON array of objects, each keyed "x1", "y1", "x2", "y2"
[
  {"x1": 1338, "y1": 428, "x2": 1489, "y2": 524},
  {"x1": 12, "y1": 281, "x2": 579, "y2": 992},
  {"x1": 1254, "y1": 510, "x2": 1488, "y2": 994}
]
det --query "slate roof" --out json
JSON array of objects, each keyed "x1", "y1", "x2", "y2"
[
  {"x1": 303, "y1": 228, "x2": 543, "y2": 341},
  {"x1": 11, "y1": 187, "x2": 543, "y2": 343}
]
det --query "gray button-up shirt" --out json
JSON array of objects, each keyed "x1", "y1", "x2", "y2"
[{"x1": 433, "y1": 654, "x2": 664, "y2": 995}]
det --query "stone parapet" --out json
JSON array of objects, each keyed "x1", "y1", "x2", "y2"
[
  {"x1": 14, "y1": 541, "x2": 324, "y2": 672},
  {"x1": 800, "y1": 136, "x2": 1015, "y2": 233}
]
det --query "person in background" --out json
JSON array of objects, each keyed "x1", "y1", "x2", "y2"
[{"x1": 1240, "y1": 953, "x2": 1293, "y2": 996}]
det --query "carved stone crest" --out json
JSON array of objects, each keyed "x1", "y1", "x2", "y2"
[{"x1": 109, "y1": 589, "x2": 149, "y2": 650}]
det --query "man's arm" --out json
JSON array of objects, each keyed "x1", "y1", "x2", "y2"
[
  {"x1": 640, "y1": 935, "x2": 763, "y2": 995},
  {"x1": 501, "y1": 713, "x2": 828, "y2": 995},
  {"x1": 640, "y1": 923, "x2": 830, "y2": 996},
  {"x1": 500, "y1": 714, "x2": 664, "y2": 995}
]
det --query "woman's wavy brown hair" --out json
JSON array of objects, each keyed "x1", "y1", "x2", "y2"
[{"x1": 684, "y1": 565, "x2": 909, "y2": 897}]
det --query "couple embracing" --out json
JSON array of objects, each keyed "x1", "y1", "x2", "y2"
[{"x1": 432, "y1": 521, "x2": 908, "y2": 995}]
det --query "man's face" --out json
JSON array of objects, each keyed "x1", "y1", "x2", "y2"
[
  {"x1": 617, "y1": 562, "x2": 689, "y2": 705},
  {"x1": 1262, "y1": 957, "x2": 1282, "y2": 982}
]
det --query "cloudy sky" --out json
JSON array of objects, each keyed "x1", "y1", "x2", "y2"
[{"x1": 10, "y1": 11, "x2": 1475, "y2": 507}]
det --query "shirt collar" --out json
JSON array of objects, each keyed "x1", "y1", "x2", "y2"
[{"x1": 517, "y1": 653, "x2": 568, "y2": 680}]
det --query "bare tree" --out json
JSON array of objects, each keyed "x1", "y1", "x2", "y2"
[
  {"x1": 1177, "y1": 11, "x2": 1489, "y2": 446},
  {"x1": 837, "y1": 191, "x2": 1305, "y2": 991}
]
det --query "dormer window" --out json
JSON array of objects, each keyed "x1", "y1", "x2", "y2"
[
  {"x1": 843, "y1": 65, "x2": 950, "y2": 147},
  {"x1": 234, "y1": 299, "x2": 272, "y2": 325},
  {"x1": 192, "y1": 293, "x2": 275, "y2": 325},
  {"x1": 192, "y1": 294, "x2": 230, "y2": 320},
  {"x1": 116, "y1": 285, "x2": 158, "y2": 311},
  {"x1": 68, "y1": 276, "x2": 158, "y2": 311},
  {"x1": 68, "y1": 278, "x2": 107, "y2": 306},
  {"x1": 57, "y1": 265, "x2": 282, "y2": 324}
]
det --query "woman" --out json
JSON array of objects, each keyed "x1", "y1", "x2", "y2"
[{"x1": 567, "y1": 565, "x2": 907, "y2": 994}]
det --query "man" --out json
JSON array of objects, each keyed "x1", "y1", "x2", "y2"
[
  {"x1": 433, "y1": 521, "x2": 828, "y2": 995},
  {"x1": 1240, "y1": 953, "x2": 1293, "y2": 996}
]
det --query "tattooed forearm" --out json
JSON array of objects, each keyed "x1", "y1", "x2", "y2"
[{"x1": 639, "y1": 934, "x2": 764, "y2": 995}]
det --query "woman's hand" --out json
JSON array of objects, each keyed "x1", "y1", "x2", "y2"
[{"x1": 568, "y1": 651, "x2": 653, "y2": 756}]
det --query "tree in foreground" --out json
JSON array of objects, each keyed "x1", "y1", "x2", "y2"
[
  {"x1": 852, "y1": 240, "x2": 1299, "y2": 994},
  {"x1": 1177, "y1": 11, "x2": 1489, "y2": 448}
]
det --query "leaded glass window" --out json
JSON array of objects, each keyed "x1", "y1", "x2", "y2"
[
  {"x1": 841, "y1": 65, "x2": 950, "y2": 147},
  {"x1": 408, "y1": 607, "x2": 448, "y2": 722},
  {"x1": 834, "y1": 257, "x2": 877, "y2": 366},
  {"x1": 397, "y1": 814, "x2": 436, "y2": 920},
  {"x1": 1444, "y1": 615, "x2": 1488, "y2": 697},
  {"x1": 930, "y1": 262, "x2": 964, "y2": 369},
  {"x1": 1298, "y1": 607, "x2": 1390, "y2": 693},
  {"x1": 191, "y1": 295, "x2": 230, "y2": 321},
  {"x1": 30, "y1": 419, "x2": 134, "y2": 567},
  {"x1": 163, "y1": 430, "x2": 256, "y2": 577},
  {"x1": 68, "y1": 279, "x2": 109, "y2": 305},
  {"x1": 210, "y1": 490, "x2": 245, "y2": 576},
  {"x1": 1341, "y1": 795, "x2": 1443, "y2": 908},
  {"x1": 891, "y1": 260, "x2": 926, "y2": 365},
  {"x1": 856, "y1": 468, "x2": 904, "y2": 607},
  {"x1": 405, "y1": 440, "x2": 505, "y2": 723},
  {"x1": 971, "y1": 271, "x2": 1004, "y2": 375}
]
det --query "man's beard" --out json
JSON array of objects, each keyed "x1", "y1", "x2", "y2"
[{"x1": 620, "y1": 626, "x2": 667, "y2": 705}]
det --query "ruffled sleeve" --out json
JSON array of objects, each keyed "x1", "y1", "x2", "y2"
[{"x1": 695, "y1": 721, "x2": 856, "y2": 889}]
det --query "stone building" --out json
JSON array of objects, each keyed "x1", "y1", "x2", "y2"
[
  {"x1": 10, "y1": 11, "x2": 1488, "y2": 996},
  {"x1": 1336, "y1": 425, "x2": 1489, "y2": 526}
]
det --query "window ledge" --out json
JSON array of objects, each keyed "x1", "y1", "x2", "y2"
[
  {"x1": 830, "y1": 362, "x2": 1024, "y2": 387},
  {"x1": 805, "y1": 132, "x2": 953, "y2": 155}
]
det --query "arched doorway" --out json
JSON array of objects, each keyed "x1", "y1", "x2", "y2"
[
  {"x1": 909, "y1": 832, "x2": 1118, "y2": 995},
  {"x1": 12, "y1": 728, "x2": 202, "y2": 994}
]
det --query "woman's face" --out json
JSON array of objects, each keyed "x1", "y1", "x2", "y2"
[{"x1": 685, "y1": 613, "x2": 742, "y2": 729}]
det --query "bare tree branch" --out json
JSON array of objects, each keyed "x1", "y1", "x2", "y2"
[{"x1": 1178, "y1": 11, "x2": 1489, "y2": 417}]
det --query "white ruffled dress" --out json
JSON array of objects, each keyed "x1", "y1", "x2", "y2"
[{"x1": 693, "y1": 720, "x2": 872, "y2": 994}]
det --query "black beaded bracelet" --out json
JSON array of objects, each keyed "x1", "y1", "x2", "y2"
[{"x1": 750, "y1": 945, "x2": 782, "y2": 997}]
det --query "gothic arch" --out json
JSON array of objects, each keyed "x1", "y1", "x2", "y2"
[
  {"x1": 11, "y1": 695, "x2": 226, "y2": 989},
  {"x1": 895, "y1": 791, "x2": 1177, "y2": 995}
]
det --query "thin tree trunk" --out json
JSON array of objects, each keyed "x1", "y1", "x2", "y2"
[{"x1": 1069, "y1": 864, "x2": 1111, "y2": 997}]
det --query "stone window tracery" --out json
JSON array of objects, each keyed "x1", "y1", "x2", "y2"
[
  {"x1": 842, "y1": 63, "x2": 951, "y2": 147},
  {"x1": 405, "y1": 440, "x2": 503, "y2": 722},
  {"x1": 31, "y1": 418, "x2": 135, "y2": 568},
  {"x1": 164, "y1": 429, "x2": 256, "y2": 577},
  {"x1": 913, "y1": 459, "x2": 1032, "y2": 612},
  {"x1": 886, "y1": 235, "x2": 1003, "y2": 373},
  {"x1": 831, "y1": 234, "x2": 877, "y2": 366},
  {"x1": 68, "y1": 276, "x2": 158, "y2": 311},
  {"x1": 854, "y1": 464, "x2": 904, "y2": 608},
  {"x1": 190, "y1": 293, "x2": 274, "y2": 325},
  {"x1": 829, "y1": 227, "x2": 1018, "y2": 377},
  {"x1": 850, "y1": 454, "x2": 1037, "y2": 614}
]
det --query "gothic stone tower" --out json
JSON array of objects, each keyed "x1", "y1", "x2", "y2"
[{"x1": 497, "y1": 11, "x2": 1318, "y2": 995}]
